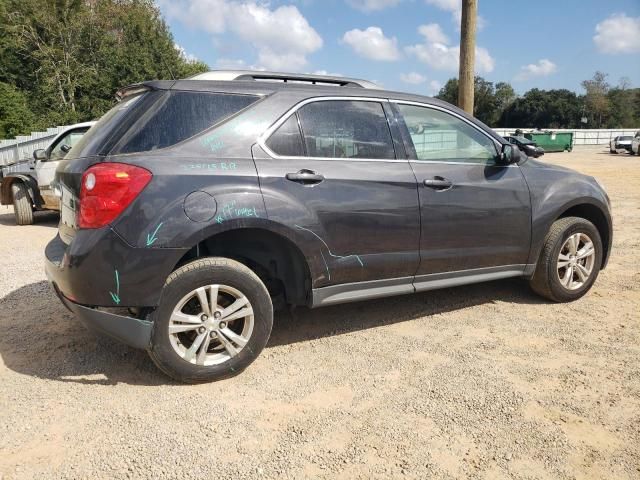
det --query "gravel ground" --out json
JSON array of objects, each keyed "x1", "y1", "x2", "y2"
[{"x1": 0, "y1": 147, "x2": 639, "y2": 479}]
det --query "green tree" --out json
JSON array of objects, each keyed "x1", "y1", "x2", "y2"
[
  {"x1": 605, "y1": 78, "x2": 638, "y2": 128},
  {"x1": 0, "y1": 82, "x2": 38, "y2": 137},
  {"x1": 435, "y1": 76, "x2": 515, "y2": 125},
  {"x1": 581, "y1": 71, "x2": 610, "y2": 128},
  {"x1": 0, "y1": 0, "x2": 208, "y2": 132},
  {"x1": 497, "y1": 89, "x2": 582, "y2": 129}
]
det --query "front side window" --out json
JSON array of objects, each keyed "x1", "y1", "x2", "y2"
[
  {"x1": 49, "y1": 129, "x2": 89, "y2": 161},
  {"x1": 114, "y1": 91, "x2": 259, "y2": 154},
  {"x1": 396, "y1": 104, "x2": 498, "y2": 164},
  {"x1": 296, "y1": 100, "x2": 395, "y2": 159}
]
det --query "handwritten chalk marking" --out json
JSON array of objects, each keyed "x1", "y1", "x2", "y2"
[
  {"x1": 215, "y1": 200, "x2": 259, "y2": 224},
  {"x1": 109, "y1": 269, "x2": 121, "y2": 305},
  {"x1": 146, "y1": 222, "x2": 163, "y2": 247}
]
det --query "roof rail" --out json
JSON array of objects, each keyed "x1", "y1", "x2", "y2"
[{"x1": 187, "y1": 70, "x2": 379, "y2": 89}]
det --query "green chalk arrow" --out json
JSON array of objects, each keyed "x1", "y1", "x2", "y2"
[
  {"x1": 109, "y1": 269, "x2": 120, "y2": 304},
  {"x1": 146, "y1": 222, "x2": 163, "y2": 247}
]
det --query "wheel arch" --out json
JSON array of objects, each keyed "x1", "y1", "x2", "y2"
[
  {"x1": 173, "y1": 225, "x2": 314, "y2": 307},
  {"x1": 556, "y1": 202, "x2": 611, "y2": 269},
  {"x1": 0, "y1": 174, "x2": 41, "y2": 207}
]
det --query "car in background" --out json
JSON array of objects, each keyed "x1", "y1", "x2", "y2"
[
  {"x1": 0, "y1": 121, "x2": 95, "y2": 224},
  {"x1": 503, "y1": 135, "x2": 545, "y2": 158},
  {"x1": 631, "y1": 131, "x2": 640, "y2": 156},
  {"x1": 609, "y1": 135, "x2": 633, "y2": 154}
]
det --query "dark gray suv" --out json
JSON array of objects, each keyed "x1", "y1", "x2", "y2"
[{"x1": 45, "y1": 71, "x2": 612, "y2": 383}]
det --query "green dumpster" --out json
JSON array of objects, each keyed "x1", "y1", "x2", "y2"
[{"x1": 523, "y1": 131, "x2": 573, "y2": 152}]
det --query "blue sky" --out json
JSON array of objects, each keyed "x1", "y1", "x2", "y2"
[{"x1": 160, "y1": 0, "x2": 640, "y2": 95}]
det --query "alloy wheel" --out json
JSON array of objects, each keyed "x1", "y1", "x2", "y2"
[
  {"x1": 557, "y1": 233, "x2": 596, "y2": 291},
  {"x1": 168, "y1": 284, "x2": 254, "y2": 366}
]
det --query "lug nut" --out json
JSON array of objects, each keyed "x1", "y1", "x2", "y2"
[
  {"x1": 219, "y1": 322, "x2": 226, "y2": 329},
  {"x1": 198, "y1": 326, "x2": 206, "y2": 334},
  {"x1": 214, "y1": 311, "x2": 221, "y2": 319},
  {"x1": 210, "y1": 331, "x2": 217, "y2": 338},
  {"x1": 201, "y1": 314, "x2": 208, "y2": 321}
]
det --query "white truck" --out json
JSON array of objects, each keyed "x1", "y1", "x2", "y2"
[{"x1": 0, "y1": 122, "x2": 95, "y2": 225}]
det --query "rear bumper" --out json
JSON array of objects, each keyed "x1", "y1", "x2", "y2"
[
  {"x1": 44, "y1": 228, "x2": 188, "y2": 307},
  {"x1": 48, "y1": 281, "x2": 152, "y2": 349}
]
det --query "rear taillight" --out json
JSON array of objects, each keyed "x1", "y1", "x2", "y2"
[{"x1": 79, "y1": 163, "x2": 152, "y2": 229}]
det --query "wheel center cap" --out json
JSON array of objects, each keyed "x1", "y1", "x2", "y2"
[{"x1": 204, "y1": 318, "x2": 216, "y2": 329}]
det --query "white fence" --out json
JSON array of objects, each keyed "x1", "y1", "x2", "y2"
[
  {"x1": 0, "y1": 126, "x2": 69, "y2": 166},
  {"x1": 1, "y1": 125, "x2": 638, "y2": 165}
]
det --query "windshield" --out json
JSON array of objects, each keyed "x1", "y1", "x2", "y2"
[
  {"x1": 64, "y1": 93, "x2": 146, "y2": 160},
  {"x1": 619, "y1": 136, "x2": 632, "y2": 141}
]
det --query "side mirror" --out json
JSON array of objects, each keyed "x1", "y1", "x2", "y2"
[
  {"x1": 33, "y1": 149, "x2": 47, "y2": 161},
  {"x1": 534, "y1": 147, "x2": 544, "y2": 158},
  {"x1": 60, "y1": 144, "x2": 72, "y2": 153},
  {"x1": 500, "y1": 144, "x2": 521, "y2": 164}
]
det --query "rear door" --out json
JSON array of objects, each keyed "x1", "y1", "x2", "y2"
[
  {"x1": 392, "y1": 101, "x2": 531, "y2": 278},
  {"x1": 253, "y1": 98, "x2": 420, "y2": 288}
]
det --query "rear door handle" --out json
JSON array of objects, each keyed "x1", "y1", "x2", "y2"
[
  {"x1": 423, "y1": 177, "x2": 453, "y2": 190},
  {"x1": 286, "y1": 169, "x2": 325, "y2": 185}
]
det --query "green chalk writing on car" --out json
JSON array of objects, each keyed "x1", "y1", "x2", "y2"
[
  {"x1": 146, "y1": 222, "x2": 163, "y2": 247},
  {"x1": 109, "y1": 269, "x2": 121, "y2": 305}
]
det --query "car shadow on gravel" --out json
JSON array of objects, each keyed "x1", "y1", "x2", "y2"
[
  {"x1": 0, "y1": 281, "x2": 171, "y2": 386},
  {"x1": 0, "y1": 279, "x2": 547, "y2": 386},
  {"x1": 0, "y1": 210, "x2": 59, "y2": 226},
  {"x1": 269, "y1": 278, "x2": 547, "y2": 346}
]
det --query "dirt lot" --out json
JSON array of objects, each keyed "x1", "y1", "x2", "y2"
[{"x1": 0, "y1": 147, "x2": 638, "y2": 479}]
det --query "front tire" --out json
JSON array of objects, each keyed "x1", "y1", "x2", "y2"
[
  {"x1": 11, "y1": 182, "x2": 34, "y2": 225},
  {"x1": 148, "y1": 257, "x2": 273, "y2": 383},
  {"x1": 530, "y1": 217, "x2": 602, "y2": 302}
]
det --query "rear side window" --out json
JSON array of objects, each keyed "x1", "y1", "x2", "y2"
[
  {"x1": 296, "y1": 100, "x2": 395, "y2": 159},
  {"x1": 266, "y1": 114, "x2": 305, "y2": 156},
  {"x1": 114, "y1": 91, "x2": 259, "y2": 154}
]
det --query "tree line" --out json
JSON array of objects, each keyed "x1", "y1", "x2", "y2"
[
  {"x1": 436, "y1": 72, "x2": 640, "y2": 129},
  {"x1": 0, "y1": 0, "x2": 207, "y2": 138}
]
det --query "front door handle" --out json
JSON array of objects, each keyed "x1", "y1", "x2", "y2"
[
  {"x1": 424, "y1": 177, "x2": 453, "y2": 190},
  {"x1": 286, "y1": 169, "x2": 325, "y2": 185}
]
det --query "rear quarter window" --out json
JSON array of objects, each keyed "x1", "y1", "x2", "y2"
[{"x1": 113, "y1": 91, "x2": 259, "y2": 154}]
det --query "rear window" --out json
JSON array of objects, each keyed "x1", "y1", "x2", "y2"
[{"x1": 114, "y1": 91, "x2": 259, "y2": 154}]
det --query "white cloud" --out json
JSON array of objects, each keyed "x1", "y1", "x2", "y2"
[
  {"x1": 312, "y1": 70, "x2": 343, "y2": 77},
  {"x1": 593, "y1": 13, "x2": 640, "y2": 54},
  {"x1": 418, "y1": 23, "x2": 449, "y2": 44},
  {"x1": 347, "y1": 0, "x2": 402, "y2": 12},
  {"x1": 159, "y1": 0, "x2": 322, "y2": 71},
  {"x1": 515, "y1": 59, "x2": 557, "y2": 81},
  {"x1": 428, "y1": 80, "x2": 442, "y2": 95},
  {"x1": 342, "y1": 27, "x2": 401, "y2": 61},
  {"x1": 400, "y1": 72, "x2": 427, "y2": 84},
  {"x1": 174, "y1": 43, "x2": 198, "y2": 63},
  {"x1": 424, "y1": 0, "x2": 486, "y2": 29},
  {"x1": 406, "y1": 23, "x2": 494, "y2": 73},
  {"x1": 215, "y1": 58, "x2": 247, "y2": 69}
]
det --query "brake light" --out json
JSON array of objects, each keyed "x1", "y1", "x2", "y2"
[{"x1": 79, "y1": 163, "x2": 152, "y2": 229}]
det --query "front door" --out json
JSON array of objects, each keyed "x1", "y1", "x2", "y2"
[
  {"x1": 392, "y1": 102, "x2": 531, "y2": 278},
  {"x1": 36, "y1": 127, "x2": 89, "y2": 209},
  {"x1": 253, "y1": 98, "x2": 420, "y2": 288}
]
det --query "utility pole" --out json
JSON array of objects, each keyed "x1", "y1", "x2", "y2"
[{"x1": 458, "y1": 0, "x2": 477, "y2": 115}]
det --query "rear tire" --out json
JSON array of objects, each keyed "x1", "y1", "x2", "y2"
[
  {"x1": 530, "y1": 217, "x2": 602, "y2": 302},
  {"x1": 11, "y1": 182, "x2": 34, "y2": 225},
  {"x1": 148, "y1": 257, "x2": 273, "y2": 383}
]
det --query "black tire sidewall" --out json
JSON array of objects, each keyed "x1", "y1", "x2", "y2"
[
  {"x1": 547, "y1": 220, "x2": 602, "y2": 301},
  {"x1": 149, "y1": 259, "x2": 273, "y2": 383}
]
